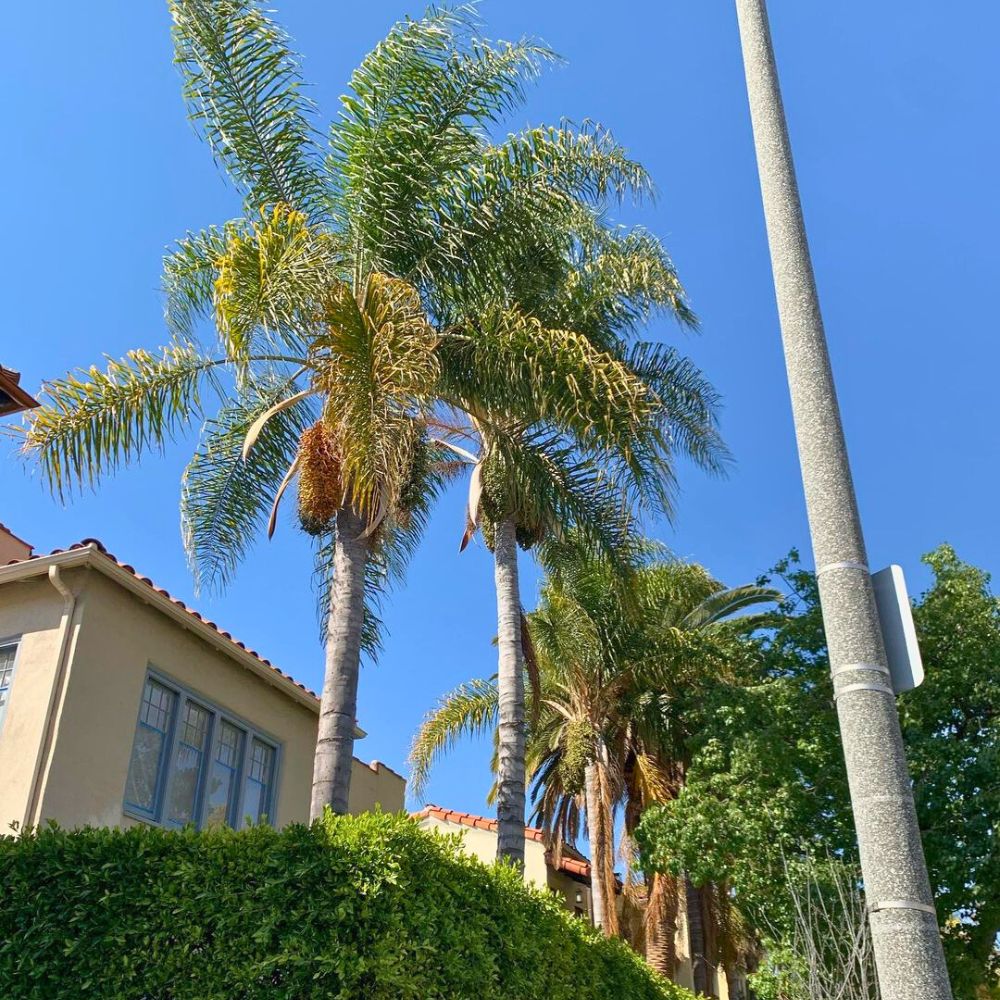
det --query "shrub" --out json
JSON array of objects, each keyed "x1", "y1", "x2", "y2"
[{"x1": 0, "y1": 812, "x2": 695, "y2": 999}]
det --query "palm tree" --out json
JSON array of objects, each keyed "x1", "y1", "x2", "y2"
[
  {"x1": 429, "y1": 189, "x2": 727, "y2": 865},
  {"x1": 22, "y1": 2, "x2": 677, "y2": 818},
  {"x1": 410, "y1": 544, "x2": 777, "y2": 974}
]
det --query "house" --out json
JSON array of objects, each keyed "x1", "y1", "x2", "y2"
[
  {"x1": 0, "y1": 366, "x2": 39, "y2": 418},
  {"x1": 414, "y1": 804, "x2": 595, "y2": 919},
  {"x1": 0, "y1": 528, "x2": 404, "y2": 833}
]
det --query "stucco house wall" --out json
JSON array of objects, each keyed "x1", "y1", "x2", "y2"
[
  {"x1": 0, "y1": 541, "x2": 404, "y2": 833},
  {"x1": 415, "y1": 808, "x2": 594, "y2": 919}
]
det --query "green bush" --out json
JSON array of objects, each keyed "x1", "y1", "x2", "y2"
[{"x1": 0, "y1": 812, "x2": 694, "y2": 999}]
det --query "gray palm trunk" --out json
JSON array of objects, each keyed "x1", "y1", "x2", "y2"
[
  {"x1": 310, "y1": 505, "x2": 369, "y2": 820},
  {"x1": 493, "y1": 517, "x2": 526, "y2": 867},
  {"x1": 584, "y1": 763, "x2": 609, "y2": 931},
  {"x1": 685, "y1": 875, "x2": 712, "y2": 997}
]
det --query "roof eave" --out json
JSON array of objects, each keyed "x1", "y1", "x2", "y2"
[{"x1": 0, "y1": 545, "x2": 365, "y2": 737}]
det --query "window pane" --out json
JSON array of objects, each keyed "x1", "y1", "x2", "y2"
[
  {"x1": 125, "y1": 679, "x2": 176, "y2": 815},
  {"x1": 204, "y1": 721, "x2": 244, "y2": 829},
  {"x1": 165, "y1": 701, "x2": 210, "y2": 826},
  {"x1": 242, "y1": 738, "x2": 276, "y2": 826}
]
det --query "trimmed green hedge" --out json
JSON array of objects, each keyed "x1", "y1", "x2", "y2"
[{"x1": 0, "y1": 812, "x2": 694, "y2": 999}]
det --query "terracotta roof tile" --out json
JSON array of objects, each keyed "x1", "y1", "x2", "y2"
[
  {"x1": 412, "y1": 805, "x2": 592, "y2": 881},
  {"x1": 3, "y1": 538, "x2": 320, "y2": 701}
]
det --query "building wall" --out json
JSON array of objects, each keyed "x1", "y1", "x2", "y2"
[
  {"x1": 0, "y1": 574, "x2": 73, "y2": 830},
  {"x1": 0, "y1": 565, "x2": 404, "y2": 832},
  {"x1": 416, "y1": 815, "x2": 593, "y2": 919}
]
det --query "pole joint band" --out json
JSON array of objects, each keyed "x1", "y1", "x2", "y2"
[
  {"x1": 816, "y1": 560, "x2": 869, "y2": 576},
  {"x1": 834, "y1": 681, "x2": 895, "y2": 700},
  {"x1": 868, "y1": 899, "x2": 936, "y2": 916},
  {"x1": 830, "y1": 662, "x2": 891, "y2": 680}
]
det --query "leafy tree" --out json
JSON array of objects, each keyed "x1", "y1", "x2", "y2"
[
  {"x1": 638, "y1": 546, "x2": 1000, "y2": 999},
  {"x1": 22, "y1": 3, "x2": 698, "y2": 820}
]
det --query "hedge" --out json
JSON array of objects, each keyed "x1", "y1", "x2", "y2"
[{"x1": 0, "y1": 812, "x2": 695, "y2": 1000}]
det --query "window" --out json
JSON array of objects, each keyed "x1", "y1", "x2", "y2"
[
  {"x1": 124, "y1": 673, "x2": 279, "y2": 830},
  {"x1": 0, "y1": 641, "x2": 19, "y2": 732}
]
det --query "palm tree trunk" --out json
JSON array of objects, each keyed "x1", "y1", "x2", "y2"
[
  {"x1": 584, "y1": 760, "x2": 620, "y2": 937},
  {"x1": 493, "y1": 517, "x2": 525, "y2": 867},
  {"x1": 310, "y1": 505, "x2": 369, "y2": 820},
  {"x1": 685, "y1": 875, "x2": 713, "y2": 997},
  {"x1": 584, "y1": 763, "x2": 608, "y2": 931},
  {"x1": 645, "y1": 871, "x2": 679, "y2": 978}
]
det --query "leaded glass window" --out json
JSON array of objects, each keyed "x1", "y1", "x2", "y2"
[
  {"x1": 0, "y1": 642, "x2": 18, "y2": 732},
  {"x1": 124, "y1": 678, "x2": 177, "y2": 815},
  {"x1": 123, "y1": 672, "x2": 278, "y2": 830}
]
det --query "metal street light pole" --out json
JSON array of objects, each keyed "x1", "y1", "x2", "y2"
[{"x1": 732, "y1": 1, "x2": 953, "y2": 996}]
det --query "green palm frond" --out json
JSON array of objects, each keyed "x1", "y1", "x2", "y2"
[
  {"x1": 168, "y1": 0, "x2": 323, "y2": 214},
  {"x1": 23, "y1": 341, "x2": 225, "y2": 499},
  {"x1": 408, "y1": 678, "x2": 500, "y2": 799},
  {"x1": 162, "y1": 224, "x2": 232, "y2": 337},
  {"x1": 485, "y1": 427, "x2": 632, "y2": 563},
  {"x1": 181, "y1": 377, "x2": 315, "y2": 592},
  {"x1": 484, "y1": 122, "x2": 651, "y2": 205},
  {"x1": 679, "y1": 584, "x2": 782, "y2": 630},
  {"x1": 313, "y1": 274, "x2": 439, "y2": 514},
  {"x1": 212, "y1": 204, "x2": 344, "y2": 359},
  {"x1": 441, "y1": 309, "x2": 654, "y2": 452},
  {"x1": 552, "y1": 222, "x2": 698, "y2": 339},
  {"x1": 329, "y1": 8, "x2": 558, "y2": 281},
  {"x1": 625, "y1": 341, "x2": 729, "y2": 476}
]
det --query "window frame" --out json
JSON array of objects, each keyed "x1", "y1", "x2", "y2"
[
  {"x1": 122, "y1": 667, "x2": 282, "y2": 831},
  {"x1": 0, "y1": 635, "x2": 24, "y2": 735}
]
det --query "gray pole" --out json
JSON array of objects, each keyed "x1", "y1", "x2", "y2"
[{"x1": 732, "y1": 1, "x2": 953, "y2": 997}]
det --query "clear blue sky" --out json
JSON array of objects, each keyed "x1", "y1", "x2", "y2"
[{"x1": 3, "y1": 2, "x2": 998, "y2": 816}]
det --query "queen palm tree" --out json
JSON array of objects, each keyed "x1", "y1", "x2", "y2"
[
  {"x1": 428, "y1": 189, "x2": 727, "y2": 865},
  {"x1": 22, "y1": 2, "x2": 683, "y2": 818}
]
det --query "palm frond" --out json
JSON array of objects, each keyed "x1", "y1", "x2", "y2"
[
  {"x1": 181, "y1": 377, "x2": 315, "y2": 592},
  {"x1": 168, "y1": 0, "x2": 323, "y2": 214},
  {"x1": 408, "y1": 678, "x2": 500, "y2": 799},
  {"x1": 22, "y1": 341, "x2": 224, "y2": 499},
  {"x1": 314, "y1": 274, "x2": 439, "y2": 515},
  {"x1": 162, "y1": 223, "x2": 232, "y2": 337},
  {"x1": 212, "y1": 204, "x2": 344, "y2": 358},
  {"x1": 329, "y1": 8, "x2": 558, "y2": 282},
  {"x1": 680, "y1": 584, "x2": 782, "y2": 631},
  {"x1": 625, "y1": 341, "x2": 729, "y2": 477}
]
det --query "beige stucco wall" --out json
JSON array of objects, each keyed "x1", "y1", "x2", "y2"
[
  {"x1": 416, "y1": 815, "x2": 593, "y2": 919},
  {"x1": 0, "y1": 574, "x2": 72, "y2": 830},
  {"x1": 0, "y1": 563, "x2": 404, "y2": 832}
]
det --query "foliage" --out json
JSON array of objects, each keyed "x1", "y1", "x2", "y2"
[
  {"x1": 0, "y1": 813, "x2": 696, "y2": 1000},
  {"x1": 637, "y1": 545, "x2": 1000, "y2": 999}
]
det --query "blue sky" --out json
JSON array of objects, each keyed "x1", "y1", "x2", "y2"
[{"x1": 3, "y1": 1, "x2": 998, "y2": 816}]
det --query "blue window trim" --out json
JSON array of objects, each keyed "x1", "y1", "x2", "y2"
[
  {"x1": 123, "y1": 666, "x2": 282, "y2": 830},
  {"x1": 0, "y1": 634, "x2": 24, "y2": 736}
]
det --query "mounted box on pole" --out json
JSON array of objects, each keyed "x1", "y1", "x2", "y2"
[{"x1": 872, "y1": 565, "x2": 924, "y2": 694}]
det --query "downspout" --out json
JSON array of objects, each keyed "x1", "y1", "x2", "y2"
[{"x1": 22, "y1": 565, "x2": 80, "y2": 830}]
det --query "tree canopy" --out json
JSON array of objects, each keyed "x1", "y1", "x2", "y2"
[{"x1": 638, "y1": 545, "x2": 1000, "y2": 999}]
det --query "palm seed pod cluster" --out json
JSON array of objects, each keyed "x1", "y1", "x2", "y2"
[
  {"x1": 297, "y1": 420, "x2": 343, "y2": 536},
  {"x1": 558, "y1": 717, "x2": 595, "y2": 796}
]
